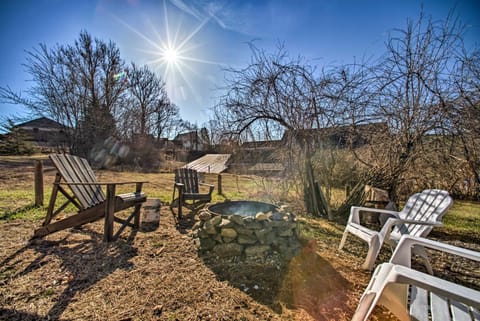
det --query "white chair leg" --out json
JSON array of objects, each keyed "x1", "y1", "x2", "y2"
[
  {"x1": 363, "y1": 235, "x2": 381, "y2": 270},
  {"x1": 339, "y1": 230, "x2": 349, "y2": 250}
]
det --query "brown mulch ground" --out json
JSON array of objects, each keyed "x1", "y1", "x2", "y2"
[
  {"x1": 0, "y1": 207, "x2": 371, "y2": 321},
  {"x1": 0, "y1": 157, "x2": 478, "y2": 321}
]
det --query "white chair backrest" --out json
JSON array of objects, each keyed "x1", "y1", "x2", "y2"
[{"x1": 391, "y1": 189, "x2": 452, "y2": 239}]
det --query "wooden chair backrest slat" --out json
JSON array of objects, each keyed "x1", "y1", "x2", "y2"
[
  {"x1": 71, "y1": 155, "x2": 105, "y2": 205},
  {"x1": 175, "y1": 168, "x2": 200, "y2": 194},
  {"x1": 49, "y1": 154, "x2": 105, "y2": 209}
]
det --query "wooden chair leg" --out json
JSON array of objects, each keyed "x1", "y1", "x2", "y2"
[
  {"x1": 178, "y1": 192, "x2": 183, "y2": 218},
  {"x1": 44, "y1": 173, "x2": 62, "y2": 226},
  {"x1": 104, "y1": 184, "x2": 116, "y2": 242},
  {"x1": 134, "y1": 183, "x2": 143, "y2": 228}
]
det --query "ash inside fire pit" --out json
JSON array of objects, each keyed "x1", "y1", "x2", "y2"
[{"x1": 192, "y1": 201, "x2": 301, "y2": 261}]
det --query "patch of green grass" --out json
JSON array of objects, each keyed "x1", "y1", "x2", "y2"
[
  {"x1": 0, "y1": 189, "x2": 48, "y2": 221},
  {"x1": 442, "y1": 201, "x2": 480, "y2": 235},
  {"x1": 0, "y1": 188, "x2": 78, "y2": 221},
  {"x1": 296, "y1": 217, "x2": 344, "y2": 243},
  {"x1": 0, "y1": 203, "x2": 46, "y2": 221}
]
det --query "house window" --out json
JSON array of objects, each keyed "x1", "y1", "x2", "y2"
[{"x1": 33, "y1": 128, "x2": 39, "y2": 132}]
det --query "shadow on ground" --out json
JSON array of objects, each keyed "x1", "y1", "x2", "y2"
[
  {"x1": 203, "y1": 246, "x2": 351, "y2": 321},
  {"x1": 0, "y1": 227, "x2": 137, "y2": 321}
]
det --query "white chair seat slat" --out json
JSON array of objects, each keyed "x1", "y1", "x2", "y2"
[
  {"x1": 451, "y1": 300, "x2": 475, "y2": 321},
  {"x1": 409, "y1": 286, "x2": 430, "y2": 321},
  {"x1": 430, "y1": 292, "x2": 452, "y2": 321}
]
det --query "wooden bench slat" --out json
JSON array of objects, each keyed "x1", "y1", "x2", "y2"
[{"x1": 51, "y1": 154, "x2": 91, "y2": 209}]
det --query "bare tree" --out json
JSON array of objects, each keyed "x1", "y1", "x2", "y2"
[
  {"x1": 0, "y1": 31, "x2": 127, "y2": 157},
  {"x1": 117, "y1": 63, "x2": 181, "y2": 142},
  {"x1": 349, "y1": 11, "x2": 468, "y2": 201},
  {"x1": 152, "y1": 101, "x2": 181, "y2": 141},
  {"x1": 216, "y1": 44, "x2": 320, "y2": 137},
  {"x1": 448, "y1": 49, "x2": 480, "y2": 197},
  {"x1": 215, "y1": 44, "x2": 340, "y2": 217}
]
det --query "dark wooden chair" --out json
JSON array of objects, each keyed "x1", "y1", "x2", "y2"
[
  {"x1": 33, "y1": 154, "x2": 147, "y2": 242},
  {"x1": 170, "y1": 168, "x2": 214, "y2": 218}
]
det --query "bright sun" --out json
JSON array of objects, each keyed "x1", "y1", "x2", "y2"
[
  {"x1": 114, "y1": 0, "x2": 224, "y2": 105},
  {"x1": 163, "y1": 48, "x2": 178, "y2": 64}
]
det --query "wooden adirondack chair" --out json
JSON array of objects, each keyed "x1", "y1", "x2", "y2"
[
  {"x1": 338, "y1": 189, "x2": 453, "y2": 271},
  {"x1": 170, "y1": 168, "x2": 214, "y2": 218},
  {"x1": 352, "y1": 235, "x2": 480, "y2": 321},
  {"x1": 33, "y1": 154, "x2": 147, "y2": 242}
]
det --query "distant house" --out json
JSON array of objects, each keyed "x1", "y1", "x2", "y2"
[
  {"x1": 240, "y1": 140, "x2": 284, "y2": 151},
  {"x1": 282, "y1": 122, "x2": 388, "y2": 148},
  {"x1": 227, "y1": 122, "x2": 388, "y2": 175},
  {"x1": 173, "y1": 129, "x2": 210, "y2": 152},
  {"x1": 13, "y1": 117, "x2": 69, "y2": 150},
  {"x1": 228, "y1": 139, "x2": 284, "y2": 175}
]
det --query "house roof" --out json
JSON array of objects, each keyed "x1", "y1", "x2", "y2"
[
  {"x1": 173, "y1": 130, "x2": 209, "y2": 145},
  {"x1": 241, "y1": 140, "x2": 283, "y2": 150},
  {"x1": 283, "y1": 122, "x2": 387, "y2": 138},
  {"x1": 183, "y1": 154, "x2": 231, "y2": 174},
  {"x1": 15, "y1": 117, "x2": 64, "y2": 129},
  {"x1": 282, "y1": 122, "x2": 388, "y2": 146}
]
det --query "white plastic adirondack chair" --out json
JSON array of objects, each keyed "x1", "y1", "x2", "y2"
[
  {"x1": 351, "y1": 235, "x2": 480, "y2": 321},
  {"x1": 338, "y1": 189, "x2": 453, "y2": 271}
]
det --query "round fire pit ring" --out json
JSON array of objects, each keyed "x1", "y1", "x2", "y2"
[{"x1": 206, "y1": 200, "x2": 279, "y2": 218}]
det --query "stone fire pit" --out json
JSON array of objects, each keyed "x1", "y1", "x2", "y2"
[{"x1": 192, "y1": 201, "x2": 301, "y2": 261}]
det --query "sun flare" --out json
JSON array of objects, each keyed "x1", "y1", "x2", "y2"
[
  {"x1": 163, "y1": 47, "x2": 178, "y2": 64},
  {"x1": 114, "y1": 1, "x2": 224, "y2": 105}
]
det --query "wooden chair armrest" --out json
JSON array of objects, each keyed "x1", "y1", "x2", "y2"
[
  {"x1": 59, "y1": 181, "x2": 148, "y2": 185},
  {"x1": 199, "y1": 182, "x2": 215, "y2": 193},
  {"x1": 199, "y1": 182, "x2": 214, "y2": 188}
]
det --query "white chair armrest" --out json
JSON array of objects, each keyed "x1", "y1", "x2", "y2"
[
  {"x1": 390, "y1": 235, "x2": 480, "y2": 267},
  {"x1": 392, "y1": 264, "x2": 480, "y2": 308},
  {"x1": 352, "y1": 262, "x2": 480, "y2": 321}
]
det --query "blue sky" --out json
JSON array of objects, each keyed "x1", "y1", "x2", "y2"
[{"x1": 1, "y1": 0, "x2": 479, "y2": 127}]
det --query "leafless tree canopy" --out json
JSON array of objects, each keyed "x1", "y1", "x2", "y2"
[
  {"x1": 0, "y1": 31, "x2": 181, "y2": 159},
  {"x1": 215, "y1": 44, "x2": 323, "y2": 140},
  {"x1": 118, "y1": 63, "x2": 180, "y2": 142},
  {"x1": 214, "y1": 10, "x2": 479, "y2": 208}
]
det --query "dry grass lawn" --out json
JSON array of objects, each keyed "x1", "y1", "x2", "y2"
[{"x1": 0, "y1": 156, "x2": 478, "y2": 321}]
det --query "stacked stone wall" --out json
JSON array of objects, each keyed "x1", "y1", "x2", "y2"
[{"x1": 192, "y1": 207, "x2": 301, "y2": 260}]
